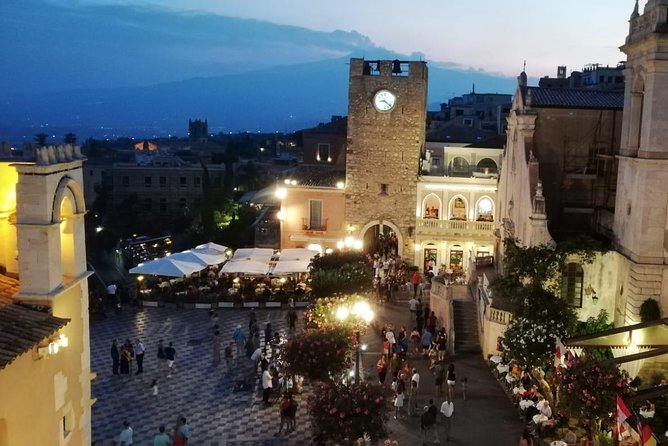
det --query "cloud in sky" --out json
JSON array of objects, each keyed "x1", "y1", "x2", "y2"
[{"x1": 77, "y1": 0, "x2": 635, "y2": 77}]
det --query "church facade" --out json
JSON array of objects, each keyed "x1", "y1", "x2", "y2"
[{"x1": 0, "y1": 146, "x2": 93, "y2": 445}]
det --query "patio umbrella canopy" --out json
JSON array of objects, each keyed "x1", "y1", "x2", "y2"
[
  {"x1": 231, "y1": 248, "x2": 274, "y2": 261},
  {"x1": 129, "y1": 258, "x2": 205, "y2": 277},
  {"x1": 171, "y1": 250, "x2": 226, "y2": 266},
  {"x1": 271, "y1": 259, "x2": 312, "y2": 274},
  {"x1": 220, "y1": 259, "x2": 271, "y2": 275},
  {"x1": 277, "y1": 248, "x2": 319, "y2": 261},
  {"x1": 195, "y1": 242, "x2": 228, "y2": 254}
]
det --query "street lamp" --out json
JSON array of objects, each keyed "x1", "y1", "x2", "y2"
[{"x1": 337, "y1": 299, "x2": 374, "y2": 384}]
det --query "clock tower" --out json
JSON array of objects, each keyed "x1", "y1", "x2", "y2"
[{"x1": 345, "y1": 58, "x2": 428, "y2": 257}]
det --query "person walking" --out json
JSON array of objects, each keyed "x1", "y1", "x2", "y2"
[
  {"x1": 248, "y1": 308, "x2": 257, "y2": 334},
  {"x1": 437, "y1": 329, "x2": 447, "y2": 362},
  {"x1": 440, "y1": 396, "x2": 454, "y2": 441},
  {"x1": 262, "y1": 367, "x2": 273, "y2": 406},
  {"x1": 263, "y1": 323, "x2": 272, "y2": 353},
  {"x1": 446, "y1": 363, "x2": 456, "y2": 399},
  {"x1": 412, "y1": 270, "x2": 421, "y2": 298},
  {"x1": 232, "y1": 325, "x2": 246, "y2": 359},
  {"x1": 409, "y1": 368, "x2": 420, "y2": 415},
  {"x1": 165, "y1": 342, "x2": 176, "y2": 378},
  {"x1": 393, "y1": 387, "x2": 405, "y2": 419},
  {"x1": 287, "y1": 393, "x2": 298, "y2": 433},
  {"x1": 421, "y1": 399, "x2": 439, "y2": 444},
  {"x1": 118, "y1": 420, "x2": 133, "y2": 446},
  {"x1": 173, "y1": 416, "x2": 190, "y2": 446},
  {"x1": 286, "y1": 308, "x2": 297, "y2": 330},
  {"x1": 433, "y1": 361, "x2": 445, "y2": 396},
  {"x1": 224, "y1": 341, "x2": 234, "y2": 372},
  {"x1": 111, "y1": 339, "x2": 119, "y2": 375},
  {"x1": 152, "y1": 425, "x2": 170, "y2": 446},
  {"x1": 119, "y1": 344, "x2": 132, "y2": 375},
  {"x1": 134, "y1": 339, "x2": 145, "y2": 374},
  {"x1": 376, "y1": 355, "x2": 388, "y2": 385},
  {"x1": 428, "y1": 311, "x2": 437, "y2": 334}
]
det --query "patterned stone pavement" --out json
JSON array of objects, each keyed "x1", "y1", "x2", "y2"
[
  {"x1": 91, "y1": 307, "x2": 314, "y2": 445},
  {"x1": 91, "y1": 293, "x2": 524, "y2": 445}
]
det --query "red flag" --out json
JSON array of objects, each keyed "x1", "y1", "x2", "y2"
[{"x1": 616, "y1": 395, "x2": 631, "y2": 439}]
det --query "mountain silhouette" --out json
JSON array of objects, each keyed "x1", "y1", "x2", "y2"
[{"x1": 0, "y1": 0, "x2": 518, "y2": 139}]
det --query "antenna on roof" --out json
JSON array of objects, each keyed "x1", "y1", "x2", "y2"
[{"x1": 523, "y1": 60, "x2": 527, "y2": 72}]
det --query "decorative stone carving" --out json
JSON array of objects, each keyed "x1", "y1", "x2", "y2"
[
  {"x1": 47, "y1": 146, "x2": 57, "y2": 164},
  {"x1": 36, "y1": 147, "x2": 50, "y2": 165},
  {"x1": 56, "y1": 145, "x2": 66, "y2": 162},
  {"x1": 64, "y1": 144, "x2": 73, "y2": 161}
]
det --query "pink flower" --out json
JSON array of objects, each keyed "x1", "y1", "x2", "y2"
[{"x1": 329, "y1": 408, "x2": 337, "y2": 415}]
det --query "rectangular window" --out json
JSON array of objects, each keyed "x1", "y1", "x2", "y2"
[
  {"x1": 159, "y1": 198, "x2": 167, "y2": 212},
  {"x1": 180, "y1": 177, "x2": 187, "y2": 187},
  {"x1": 194, "y1": 177, "x2": 201, "y2": 187},
  {"x1": 122, "y1": 176, "x2": 130, "y2": 186},
  {"x1": 561, "y1": 263, "x2": 584, "y2": 308},
  {"x1": 317, "y1": 143, "x2": 331, "y2": 162},
  {"x1": 309, "y1": 200, "x2": 323, "y2": 229},
  {"x1": 159, "y1": 176, "x2": 167, "y2": 188},
  {"x1": 144, "y1": 176, "x2": 152, "y2": 187},
  {"x1": 380, "y1": 183, "x2": 388, "y2": 195},
  {"x1": 180, "y1": 198, "x2": 187, "y2": 208}
]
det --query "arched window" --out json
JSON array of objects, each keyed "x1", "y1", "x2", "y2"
[
  {"x1": 476, "y1": 158, "x2": 498, "y2": 176},
  {"x1": 422, "y1": 193, "x2": 441, "y2": 219},
  {"x1": 476, "y1": 197, "x2": 494, "y2": 222},
  {"x1": 449, "y1": 197, "x2": 467, "y2": 221},
  {"x1": 59, "y1": 195, "x2": 76, "y2": 278},
  {"x1": 561, "y1": 262, "x2": 584, "y2": 308},
  {"x1": 450, "y1": 157, "x2": 470, "y2": 177}
]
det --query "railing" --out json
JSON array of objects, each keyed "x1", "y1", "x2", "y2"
[
  {"x1": 416, "y1": 218, "x2": 495, "y2": 234},
  {"x1": 487, "y1": 307, "x2": 512, "y2": 325},
  {"x1": 302, "y1": 218, "x2": 328, "y2": 231},
  {"x1": 421, "y1": 165, "x2": 499, "y2": 178}
]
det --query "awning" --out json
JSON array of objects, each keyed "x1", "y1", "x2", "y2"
[{"x1": 129, "y1": 258, "x2": 205, "y2": 277}]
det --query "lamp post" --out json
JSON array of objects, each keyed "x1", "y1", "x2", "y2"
[{"x1": 337, "y1": 300, "x2": 374, "y2": 385}]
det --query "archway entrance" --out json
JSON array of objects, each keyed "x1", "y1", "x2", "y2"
[{"x1": 360, "y1": 220, "x2": 403, "y2": 257}]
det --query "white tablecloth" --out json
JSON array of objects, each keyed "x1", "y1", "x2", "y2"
[
  {"x1": 497, "y1": 364, "x2": 509, "y2": 374},
  {"x1": 520, "y1": 399, "x2": 535, "y2": 410},
  {"x1": 551, "y1": 441, "x2": 567, "y2": 446},
  {"x1": 532, "y1": 414, "x2": 548, "y2": 424},
  {"x1": 490, "y1": 355, "x2": 503, "y2": 364}
]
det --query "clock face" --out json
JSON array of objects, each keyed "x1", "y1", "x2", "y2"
[{"x1": 373, "y1": 89, "x2": 397, "y2": 112}]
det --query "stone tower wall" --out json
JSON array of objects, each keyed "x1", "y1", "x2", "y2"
[{"x1": 345, "y1": 59, "x2": 428, "y2": 256}]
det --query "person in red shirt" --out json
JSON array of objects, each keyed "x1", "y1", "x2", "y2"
[{"x1": 412, "y1": 271, "x2": 421, "y2": 298}]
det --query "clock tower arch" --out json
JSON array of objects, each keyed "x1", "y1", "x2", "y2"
[{"x1": 344, "y1": 58, "x2": 428, "y2": 256}]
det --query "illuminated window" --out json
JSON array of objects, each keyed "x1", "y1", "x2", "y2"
[{"x1": 309, "y1": 200, "x2": 323, "y2": 229}]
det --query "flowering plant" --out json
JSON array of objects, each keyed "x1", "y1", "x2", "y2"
[
  {"x1": 308, "y1": 381, "x2": 390, "y2": 443},
  {"x1": 281, "y1": 325, "x2": 355, "y2": 381},
  {"x1": 551, "y1": 354, "x2": 628, "y2": 423}
]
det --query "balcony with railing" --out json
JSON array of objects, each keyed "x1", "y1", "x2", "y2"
[
  {"x1": 416, "y1": 218, "x2": 495, "y2": 237},
  {"x1": 302, "y1": 218, "x2": 328, "y2": 232}
]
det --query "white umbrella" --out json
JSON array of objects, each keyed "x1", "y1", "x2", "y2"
[
  {"x1": 231, "y1": 247, "x2": 274, "y2": 261},
  {"x1": 220, "y1": 259, "x2": 270, "y2": 275},
  {"x1": 191, "y1": 246, "x2": 228, "y2": 262},
  {"x1": 271, "y1": 259, "x2": 312, "y2": 274},
  {"x1": 195, "y1": 242, "x2": 228, "y2": 254},
  {"x1": 278, "y1": 248, "x2": 319, "y2": 261},
  {"x1": 171, "y1": 250, "x2": 225, "y2": 266},
  {"x1": 129, "y1": 258, "x2": 204, "y2": 277}
]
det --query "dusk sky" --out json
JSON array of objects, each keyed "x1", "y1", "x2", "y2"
[{"x1": 78, "y1": 0, "x2": 635, "y2": 77}]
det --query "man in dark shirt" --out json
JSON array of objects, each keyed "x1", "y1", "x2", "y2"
[{"x1": 164, "y1": 342, "x2": 176, "y2": 378}]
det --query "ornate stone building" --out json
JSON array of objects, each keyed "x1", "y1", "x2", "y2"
[{"x1": 345, "y1": 59, "x2": 428, "y2": 257}]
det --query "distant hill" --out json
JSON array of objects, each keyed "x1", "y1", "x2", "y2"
[{"x1": 0, "y1": 0, "x2": 518, "y2": 140}]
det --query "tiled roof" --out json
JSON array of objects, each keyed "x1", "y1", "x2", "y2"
[
  {"x1": 285, "y1": 167, "x2": 345, "y2": 188},
  {"x1": 0, "y1": 275, "x2": 70, "y2": 370},
  {"x1": 523, "y1": 86, "x2": 624, "y2": 109}
]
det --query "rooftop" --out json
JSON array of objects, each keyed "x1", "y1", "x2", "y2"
[
  {"x1": 283, "y1": 166, "x2": 345, "y2": 188},
  {"x1": 522, "y1": 86, "x2": 624, "y2": 109},
  {"x1": 0, "y1": 275, "x2": 70, "y2": 370}
]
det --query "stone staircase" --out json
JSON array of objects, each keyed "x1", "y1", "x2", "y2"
[{"x1": 453, "y1": 299, "x2": 481, "y2": 354}]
